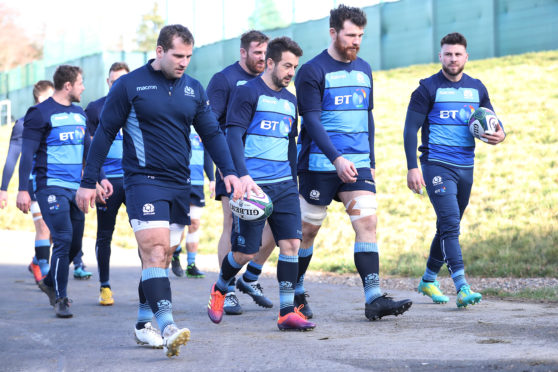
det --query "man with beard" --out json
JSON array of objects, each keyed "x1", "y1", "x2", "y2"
[
  {"x1": 206, "y1": 30, "x2": 275, "y2": 315},
  {"x1": 76, "y1": 25, "x2": 241, "y2": 357},
  {"x1": 16, "y1": 66, "x2": 106, "y2": 318},
  {"x1": 294, "y1": 5, "x2": 412, "y2": 321},
  {"x1": 404, "y1": 32, "x2": 505, "y2": 307},
  {"x1": 207, "y1": 36, "x2": 315, "y2": 331}
]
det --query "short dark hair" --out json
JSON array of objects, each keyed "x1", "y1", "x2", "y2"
[
  {"x1": 330, "y1": 4, "x2": 367, "y2": 32},
  {"x1": 32, "y1": 80, "x2": 54, "y2": 103},
  {"x1": 109, "y1": 62, "x2": 130, "y2": 74},
  {"x1": 157, "y1": 24, "x2": 194, "y2": 51},
  {"x1": 240, "y1": 30, "x2": 269, "y2": 51},
  {"x1": 441, "y1": 32, "x2": 467, "y2": 49},
  {"x1": 53, "y1": 65, "x2": 82, "y2": 91},
  {"x1": 265, "y1": 37, "x2": 303, "y2": 64}
]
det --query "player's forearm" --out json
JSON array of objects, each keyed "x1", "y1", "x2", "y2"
[
  {"x1": 81, "y1": 126, "x2": 113, "y2": 188},
  {"x1": 226, "y1": 126, "x2": 248, "y2": 177},
  {"x1": 203, "y1": 150, "x2": 215, "y2": 181},
  {"x1": 18, "y1": 138, "x2": 39, "y2": 191},
  {"x1": 302, "y1": 111, "x2": 340, "y2": 162},
  {"x1": 1, "y1": 142, "x2": 22, "y2": 190},
  {"x1": 403, "y1": 109, "x2": 426, "y2": 170}
]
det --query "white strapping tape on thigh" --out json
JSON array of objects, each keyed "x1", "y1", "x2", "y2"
[
  {"x1": 345, "y1": 194, "x2": 377, "y2": 222},
  {"x1": 169, "y1": 223, "x2": 185, "y2": 247},
  {"x1": 130, "y1": 219, "x2": 169, "y2": 233},
  {"x1": 299, "y1": 195, "x2": 327, "y2": 226},
  {"x1": 189, "y1": 205, "x2": 203, "y2": 220},
  {"x1": 30, "y1": 201, "x2": 42, "y2": 220},
  {"x1": 185, "y1": 230, "x2": 200, "y2": 243}
]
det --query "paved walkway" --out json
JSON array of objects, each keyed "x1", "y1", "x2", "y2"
[{"x1": 1, "y1": 229, "x2": 557, "y2": 371}]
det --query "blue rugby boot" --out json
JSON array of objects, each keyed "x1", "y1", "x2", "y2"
[
  {"x1": 456, "y1": 285, "x2": 482, "y2": 308},
  {"x1": 74, "y1": 265, "x2": 92, "y2": 280},
  {"x1": 418, "y1": 279, "x2": 449, "y2": 304}
]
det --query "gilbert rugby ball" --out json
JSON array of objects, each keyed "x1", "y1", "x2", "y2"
[
  {"x1": 468, "y1": 107, "x2": 499, "y2": 143},
  {"x1": 229, "y1": 191, "x2": 273, "y2": 222}
]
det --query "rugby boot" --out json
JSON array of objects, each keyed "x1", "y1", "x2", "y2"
[
  {"x1": 456, "y1": 285, "x2": 482, "y2": 308},
  {"x1": 134, "y1": 322, "x2": 163, "y2": 348},
  {"x1": 293, "y1": 292, "x2": 313, "y2": 319},
  {"x1": 171, "y1": 256, "x2": 185, "y2": 277},
  {"x1": 277, "y1": 306, "x2": 316, "y2": 331},
  {"x1": 74, "y1": 265, "x2": 92, "y2": 280},
  {"x1": 365, "y1": 294, "x2": 412, "y2": 321},
  {"x1": 236, "y1": 276, "x2": 273, "y2": 308},
  {"x1": 418, "y1": 279, "x2": 449, "y2": 304},
  {"x1": 186, "y1": 263, "x2": 205, "y2": 278},
  {"x1": 54, "y1": 297, "x2": 73, "y2": 318},
  {"x1": 162, "y1": 324, "x2": 190, "y2": 358},
  {"x1": 208, "y1": 284, "x2": 226, "y2": 323}
]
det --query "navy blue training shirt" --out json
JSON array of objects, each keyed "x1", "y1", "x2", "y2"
[
  {"x1": 295, "y1": 50, "x2": 375, "y2": 174},
  {"x1": 226, "y1": 77, "x2": 297, "y2": 185},
  {"x1": 19, "y1": 97, "x2": 91, "y2": 191},
  {"x1": 85, "y1": 96, "x2": 124, "y2": 178},
  {"x1": 406, "y1": 70, "x2": 494, "y2": 168},
  {"x1": 81, "y1": 60, "x2": 236, "y2": 189},
  {"x1": 206, "y1": 61, "x2": 258, "y2": 131}
]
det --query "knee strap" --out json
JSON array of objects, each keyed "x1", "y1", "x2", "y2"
[
  {"x1": 345, "y1": 194, "x2": 377, "y2": 222},
  {"x1": 299, "y1": 195, "x2": 327, "y2": 226}
]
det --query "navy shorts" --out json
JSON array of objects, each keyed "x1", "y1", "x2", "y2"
[
  {"x1": 299, "y1": 168, "x2": 376, "y2": 205},
  {"x1": 231, "y1": 180, "x2": 301, "y2": 254},
  {"x1": 125, "y1": 183, "x2": 190, "y2": 226},
  {"x1": 189, "y1": 185, "x2": 205, "y2": 207}
]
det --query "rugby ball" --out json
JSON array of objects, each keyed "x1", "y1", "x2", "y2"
[
  {"x1": 229, "y1": 191, "x2": 273, "y2": 222},
  {"x1": 468, "y1": 107, "x2": 499, "y2": 143}
]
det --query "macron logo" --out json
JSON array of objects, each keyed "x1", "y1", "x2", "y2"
[{"x1": 136, "y1": 85, "x2": 157, "y2": 91}]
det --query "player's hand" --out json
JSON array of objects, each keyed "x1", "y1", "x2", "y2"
[
  {"x1": 239, "y1": 175, "x2": 261, "y2": 200},
  {"x1": 76, "y1": 187, "x2": 96, "y2": 213},
  {"x1": 209, "y1": 180, "x2": 216, "y2": 198},
  {"x1": 96, "y1": 179, "x2": 113, "y2": 204},
  {"x1": 482, "y1": 122, "x2": 506, "y2": 145},
  {"x1": 333, "y1": 156, "x2": 358, "y2": 183},
  {"x1": 0, "y1": 190, "x2": 8, "y2": 209},
  {"x1": 16, "y1": 191, "x2": 31, "y2": 214},
  {"x1": 223, "y1": 174, "x2": 242, "y2": 201},
  {"x1": 407, "y1": 168, "x2": 426, "y2": 194}
]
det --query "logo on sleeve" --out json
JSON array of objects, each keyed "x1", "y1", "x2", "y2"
[{"x1": 184, "y1": 86, "x2": 195, "y2": 97}]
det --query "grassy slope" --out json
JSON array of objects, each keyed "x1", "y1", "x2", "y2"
[{"x1": 1, "y1": 50, "x2": 556, "y2": 277}]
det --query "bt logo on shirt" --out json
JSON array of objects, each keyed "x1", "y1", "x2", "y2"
[
  {"x1": 59, "y1": 127, "x2": 85, "y2": 143},
  {"x1": 440, "y1": 110, "x2": 458, "y2": 119}
]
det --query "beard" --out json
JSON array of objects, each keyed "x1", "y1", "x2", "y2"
[
  {"x1": 334, "y1": 36, "x2": 359, "y2": 61},
  {"x1": 69, "y1": 91, "x2": 81, "y2": 103},
  {"x1": 271, "y1": 70, "x2": 290, "y2": 89},
  {"x1": 246, "y1": 56, "x2": 265, "y2": 75},
  {"x1": 442, "y1": 63, "x2": 464, "y2": 77}
]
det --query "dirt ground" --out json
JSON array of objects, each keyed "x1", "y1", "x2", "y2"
[{"x1": 1, "y1": 229, "x2": 557, "y2": 371}]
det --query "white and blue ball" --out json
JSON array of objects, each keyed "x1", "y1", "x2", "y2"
[
  {"x1": 229, "y1": 191, "x2": 273, "y2": 222},
  {"x1": 468, "y1": 107, "x2": 499, "y2": 143}
]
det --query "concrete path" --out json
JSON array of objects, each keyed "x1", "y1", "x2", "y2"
[{"x1": 1, "y1": 230, "x2": 557, "y2": 371}]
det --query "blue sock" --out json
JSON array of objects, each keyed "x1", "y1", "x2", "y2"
[
  {"x1": 243, "y1": 261, "x2": 263, "y2": 282},
  {"x1": 187, "y1": 251, "x2": 196, "y2": 266},
  {"x1": 136, "y1": 279, "x2": 153, "y2": 328},
  {"x1": 422, "y1": 267, "x2": 438, "y2": 282},
  {"x1": 278, "y1": 254, "x2": 298, "y2": 316},
  {"x1": 217, "y1": 252, "x2": 242, "y2": 294},
  {"x1": 141, "y1": 268, "x2": 174, "y2": 335},
  {"x1": 451, "y1": 269, "x2": 467, "y2": 293},
  {"x1": 354, "y1": 242, "x2": 382, "y2": 304},
  {"x1": 295, "y1": 246, "x2": 313, "y2": 295},
  {"x1": 100, "y1": 281, "x2": 110, "y2": 288}
]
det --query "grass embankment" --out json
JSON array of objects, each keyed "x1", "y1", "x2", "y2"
[{"x1": 1, "y1": 50, "x2": 556, "y2": 282}]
